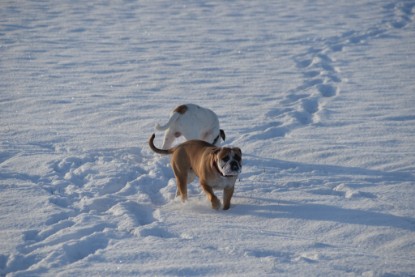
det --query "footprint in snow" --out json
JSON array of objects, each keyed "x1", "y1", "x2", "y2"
[{"x1": 317, "y1": 84, "x2": 338, "y2": 98}]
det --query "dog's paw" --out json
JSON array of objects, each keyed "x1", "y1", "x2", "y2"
[
  {"x1": 180, "y1": 194, "x2": 188, "y2": 203},
  {"x1": 211, "y1": 198, "x2": 221, "y2": 210}
]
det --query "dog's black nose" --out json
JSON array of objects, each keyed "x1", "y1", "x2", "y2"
[{"x1": 230, "y1": 161, "x2": 239, "y2": 171}]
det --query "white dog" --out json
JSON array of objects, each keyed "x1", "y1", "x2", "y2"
[{"x1": 156, "y1": 104, "x2": 226, "y2": 149}]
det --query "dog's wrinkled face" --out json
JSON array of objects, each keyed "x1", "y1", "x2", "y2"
[{"x1": 215, "y1": 147, "x2": 242, "y2": 177}]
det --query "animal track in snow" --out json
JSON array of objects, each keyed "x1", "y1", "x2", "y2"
[
  {"x1": 333, "y1": 184, "x2": 376, "y2": 200},
  {"x1": 317, "y1": 84, "x2": 338, "y2": 98},
  {"x1": 3, "y1": 148, "x2": 174, "y2": 275},
  {"x1": 293, "y1": 252, "x2": 320, "y2": 263},
  {"x1": 247, "y1": 1, "x2": 414, "y2": 141},
  {"x1": 384, "y1": 1, "x2": 415, "y2": 29},
  {"x1": 60, "y1": 232, "x2": 109, "y2": 264},
  {"x1": 301, "y1": 98, "x2": 319, "y2": 114},
  {"x1": 251, "y1": 38, "x2": 344, "y2": 137}
]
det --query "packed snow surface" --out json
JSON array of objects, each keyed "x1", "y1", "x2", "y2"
[{"x1": 1, "y1": 0, "x2": 414, "y2": 276}]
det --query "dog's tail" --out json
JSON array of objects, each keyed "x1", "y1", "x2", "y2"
[
  {"x1": 148, "y1": 134, "x2": 173, "y2": 155},
  {"x1": 155, "y1": 112, "x2": 180, "y2": 131},
  {"x1": 220, "y1": 129, "x2": 226, "y2": 141}
]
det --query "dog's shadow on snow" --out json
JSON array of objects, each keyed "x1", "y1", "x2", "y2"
[
  {"x1": 233, "y1": 199, "x2": 415, "y2": 231},
  {"x1": 231, "y1": 155, "x2": 415, "y2": 231}
]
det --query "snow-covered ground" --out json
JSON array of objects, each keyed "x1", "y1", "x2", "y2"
[{"x1": 1, "y1": 0, "x2": 414, "y2": 276}]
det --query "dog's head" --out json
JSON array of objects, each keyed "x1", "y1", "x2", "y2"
[{"x1": 214, "y1": 147, "x2": 242, "y2": 177}]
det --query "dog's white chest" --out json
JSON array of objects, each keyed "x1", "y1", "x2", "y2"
[{"x1": 210, "y1": 176, "x2": 236, "y2": 190}]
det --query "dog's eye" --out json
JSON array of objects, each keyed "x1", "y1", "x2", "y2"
[
  {"x1": 234, "y1": 155, "x2": 241, "y2": 162},
  {"x1": 222, "y1": 156, "x2": 230, "y2": 162}
]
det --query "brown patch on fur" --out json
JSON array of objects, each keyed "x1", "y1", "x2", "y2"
[{"x1": 174, "y1": 104, "x2": 188, "y2": 114}]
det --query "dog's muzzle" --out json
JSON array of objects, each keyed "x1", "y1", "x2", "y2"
[
  {"x1": 230, "y1": 161, "x2": 240, "y2": 172},
  {"x1": 219, "y1": 160, "x2": 241, "y2": 177}
]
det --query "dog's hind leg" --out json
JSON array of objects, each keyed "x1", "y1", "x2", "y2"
[
  {"x1": 172, "y1": 165, "x2": 188, "y2": 202},
  {"x1": 176, "y1": 176, "x2": 187, "y2": 202},
  {"x1": 176, "y1": 170, "x2": 195, "y2": 197},
  {"x1": 200, "y1": 181, "x2": 221, "y2": 210},
  {"x1": 161, "y1": 129, "x2": 176, "y2": 149},
  {"x1": 175, "y1": 176, "x2": 188, "y2": 202}
]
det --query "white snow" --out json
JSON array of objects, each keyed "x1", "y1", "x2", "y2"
[{"x1": 1, "y1": 0, "x2": 415, "y2": 276}]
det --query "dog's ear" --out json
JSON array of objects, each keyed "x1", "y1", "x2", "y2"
[
  {"x1": 220, "y1": 129, "x2": 226, "y2": 141},
  {"x1": 233, "y1": 147, "x2": 242, "y2": 156},
  {"x1": 212, "y1": 147, "x2": 221, "y2": 154},
  {"x1": 211, "y1": 148, "x2": 221, "y2": 168}
]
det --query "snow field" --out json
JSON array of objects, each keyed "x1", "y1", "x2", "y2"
[{"x1": 1, "y1": 0, "x2": 415, "y2": 276}]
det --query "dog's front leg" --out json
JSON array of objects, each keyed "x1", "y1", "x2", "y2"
[
  {"x1": 223, "y1": 186, "x2": 234, "y2": 210},
  {"x1": 200, "y1": 181, "x2": 221, "y2": 210}
]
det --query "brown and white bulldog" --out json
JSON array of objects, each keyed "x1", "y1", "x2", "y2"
[{"x1": 148, "y1": 134, "x2": 242, "y2": 210}]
